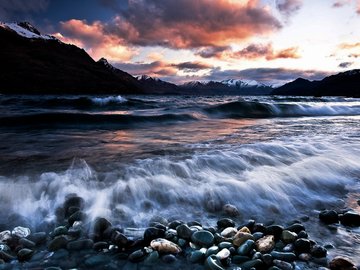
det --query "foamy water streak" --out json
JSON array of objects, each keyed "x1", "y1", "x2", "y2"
[{"x1": 0, "y1": 137, "x2": 359, "y2": 229}]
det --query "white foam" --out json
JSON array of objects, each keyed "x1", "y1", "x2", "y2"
[{"x1": 91, "y1": 95, "x2": 128, "y2": 105}]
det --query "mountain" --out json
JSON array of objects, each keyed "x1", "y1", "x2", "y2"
[
  {"x1": 136, "y1": 75, "x2": 179, "y2": 94},
  {"x1": 0, "y1": 22, "x2": 143, "y2": 94},
  {"x1": 273, "y1": 70, "x2": 360, "y2": 97},
  {"x1": 179, "y1": 80, "x2": 273, "y2": 95}
]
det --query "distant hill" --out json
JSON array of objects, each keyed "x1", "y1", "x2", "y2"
[
  {"x1": 273, "y1": 70, "x2": 360, "y2": 97},
  {"x1": 0, "y1": 22, "x2": 143, "y2": 94}
]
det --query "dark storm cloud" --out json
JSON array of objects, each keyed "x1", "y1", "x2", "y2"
[
  {"x1": 196, "y1": 46, "x2": 231, "y2": 58},
  {"x1": 339, "y1": 62, "x2": 353, "y2": 68},
  {"x1": 172, "y1": 62, "x2": 212, "y2": 72},
  {"x1": 0, "y1": 0, "x2": 48, "y2": 21}
]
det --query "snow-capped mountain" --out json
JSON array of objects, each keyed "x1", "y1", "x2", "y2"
[
  {"x1": 221, "y1": 79, "x2": 269, "y2": 88},
  {"x1": 0, "y1": 22, "x2": 57, "y2": 40}
]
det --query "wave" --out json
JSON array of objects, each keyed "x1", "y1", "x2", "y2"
[
  {"x1": 0, "y1": 138, "x2": 359, "y2": 229},
  {"x1": 0, "y1": 112, "x2": 197, "y2": 129},
  {"x1": 205, "y1": 100, "x2": 360, "y2": 118}
]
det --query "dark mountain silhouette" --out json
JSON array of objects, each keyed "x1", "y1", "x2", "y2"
[{"x1": 273, "y1": 70, "x2": 360, "y2": 97}]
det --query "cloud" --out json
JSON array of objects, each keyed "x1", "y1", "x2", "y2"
[
  {"x1": 276, "y1": 0, "x2": 303, "y2": 16},
  {"x1": 339, "y1": 62, "x2": 353, "y2": 68},
  {"x1": 113, "y1": 60, "x2": 211, "y2": 77},
  {"x1": 332, "y1": 0, "x2": 360, "y2": 14},
  {"x1": 196, "y1": 43, "x2": 300, "y2": 61},
  {"x1": 233, "y1": 43, "x2": 300, "y2": 60},
  {"x1": 339, "y1": 42, "x2": 360, "y2": 49},
  {"x1": 0, "y1": 0, "x2": 48, "y2": 20},
  {"x1": 172, "y1": 62, "x2": 212, "y2": 72},
  {"x1": 203, "y1": 67, "x2": 331, "y2": 85},
  {"x1": 104, "y1": 0, "x2": 281, "y2": 49},
  {"x1": 56, "y1": 19, "x2": 137, "y2": 62}
]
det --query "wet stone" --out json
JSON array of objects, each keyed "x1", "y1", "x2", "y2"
[
  {"x1": 0, "y1": 251, "x2": 15, "y2": 262},
  {"x1": 17, "y1": 248, "x2": 34, "y2": 262},
  {"x1": 12, "y1": 226, "x2": 31, "y2": 238},
  {"x1": 176, "y1": 224, "x2": 193, "y2": 239},
  {"x1": 273, "y1": 259, "x2": 294, "y2": 270},
  {"x1": 150, "y1": 238, "x2": 181, "y2": 254},
  {"x1": 68, "y1": 211, "x2": 86, "y2": 226},
  {"x1": 233, "y1": 232, "x2": 254, "y2": 247},
  {"x1": 206, "y1": 246, "x2": 220, "y2": 257},
  {"x1": 256, "y1": 235, "x2": 275, "y2": 253},
  {"x1": 52, "y1": 226, "x2": 68, "y2": 237},
  {"x1": 169, "y1": 220, "x2": 183, "y2": 229},
  {"x1": 189, "y1": 250, "x2": 205, "y2": 263},
  {"x1": 28, "y1": 232, "x2": 47, "y2": 245},
  {"x1": 0, "y1": 231, "x2": 11, "y2": 243},
  {"x1": 294, "y1": 238, "x2": 311, "y2": 254},
  {"x1": 67, "y1": 239, "x2": 94, "y2": 250},
  {"x1": 319, "y1": 210, "x2": 339, "y2": 224},
  {"x1": 329, "y1": 256, "x2": 357, "y2": 270},
  {"x1": 270, "y1": 251, "x2": 296, "y2": 262},
  {"x1": 205, "y1": 255, "x2": 225, "y2": 270},
  {"x1": 311, "y1": 245, "x2": 327, "y2": 258},
  {"x1": 297, "y1": 230, "x2": 308, "y2": 239},
  {"x1": 253, "y1": 232, "x2": 264, "y2": 240},
  {"x1": 339, "y1": 211, "x2": 360, "y2": 227},
  {"x1": 162, "y1": 254, "x2": 177, "y2": 264},
  {"x1": 144, "y1": 227, "x2": 165, "y2": 244},
  {"x1": 237, "y1": 239, "x2": 255, "y2": 256},
  {"x1": 129, "y1": 249, "x2": 147, "y2": 263},
  {"x1": 63, "y1": 196, "x2": 85, "y2": 217},
  {"x1": 113, "y1": 232, "x2": 128, "y2": 247},
  {"x1": 143, "y1": 250, "x2": 159, "y2": 265},
  {"x1": 239, "y1": 259, "x2": 263, "y2": 270},
  {"x1": 19, "y1": 238, "x2": 36, "y2": 249},
  {"x1": 232, "y1": 255, "x2": 251, "y2": 264},
  {"x1": 191, "y1": 230, "x2": 214, "y2": 247},
  {"x1": 298, "y1": 253, "x2": 312, "y2": 261},
  {"x1": 216, "y1": 248, "x2": 230, "y2": 260},
  {"x1": 281, "y1": 230, "x2": 297, "y2": 244},
  {"x1": 266, "y1": 225, "x2": 284, "y2": 240},
  {"x1": 217, "y1": 218, "x2": 235, "y2": 229},
  {"x1": 223, "y1": 204, "x2": 240, "y2": 217},
  {"x1": 48, "y1": 236, "x2": 68, "y2": 251},
  {"x1": 285, "y1": 224, "x2": 305, "y2": 234},
  {"x1": 84, "y1": 254, "x2": 111, "y2": 267},
  {"x1": 262, "y1": 253, "x2": 273, "y2": 265},
  {"x1": 221, "y1": 227, "x2": 237, "y2": 238},
  {"x1": 218, "y1": 242, "x2": 232, "y2": 249}
]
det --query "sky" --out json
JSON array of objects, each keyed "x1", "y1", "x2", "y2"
[{"x1": 1, "y1": 0, "x2": 360, "y2": 85}]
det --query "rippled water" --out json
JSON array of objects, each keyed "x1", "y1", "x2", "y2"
[{"x1": 0, "y1": 95, "x2": 360, "y2": 262}]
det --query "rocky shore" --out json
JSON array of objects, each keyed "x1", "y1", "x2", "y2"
[{"x1": 0, "y1": 194, "x2": 359, "y2": 270}]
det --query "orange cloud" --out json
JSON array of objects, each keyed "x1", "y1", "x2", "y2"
[
  {"x1": 339, "y1": 42, "x2": 360, "y2": 49},
  {"x1": 106, "y1": 0, "x2": 282, "y2": 49},
  {"x1": 197, "y1": 43, "x2": 300, "y2": 61},
  {"x1": 56, "y1": 19, "x2": 137, "y2": 62}
]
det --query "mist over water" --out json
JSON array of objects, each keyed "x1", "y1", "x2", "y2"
[{"x1": 0, "y1": 95, "x2": 360, "y2": 261}]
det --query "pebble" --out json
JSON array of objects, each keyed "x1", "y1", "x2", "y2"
[
  {"x1": 319, "y1": 210, "x2": 339, "y2": 224},
  {"x1": 253, "y1": 232, "x2": 264, "y2": 240},
  {"x1": 310, "y1": 244, "x2": 327, "y2": 258},
  {"x1": 129, "y1": 249, "x2": 147, "y2": 263},
  {"x1": 273, "y1": 259, "x2": 294, "y2": 270},
  {"x1": 216, "y1": 248, "x2": 230, "y2": 260},
  {"x1": 217, "y1": 218, "x2": 235, "y2": 229},
  {"x1": 168, "y1": 220, "x2": 183, "y2": 229},
  {"x1": 84, "y1": 254, "x2": 110, "y2": 267},
  {"x1": 67, "y1": 239, "x2": 94, "y2": 250},
  {"x1": 294, "y1": 238, "x2": 311, "y2": 253},
  {"x1": 281, "y1": 230, "x2": 297, "y2": 244},
  {"x1": 329, "y1": 256, "x2": 357, "y2": 270},
  {"x1": 189, "y1": 250, "x2": 206, "y2": 263},
  {"x1": 17, "y1": 248, "x2": 34, "y2": 262},
  {"x1": 270, "y1": 251, "x2": 296, "y2": 262},
  {"x1": 218, "y1": 242, "x2": 232, "y2": 249},
  {"x1": 237, "y1": 239, "x2": 255, "y2": 256},
  {"x1": 144, "y1": 251, "x2": 159, "y2": 265},
  {"x1": 150, "y1": 238, "x2": 181, "y2": 254},
  {"x1": 176, "y1": 224, "x2": 193, "y2": 239},
  {"x1": 256, "y1": 235, "x2": 275, "y2": 253},
  {"x1": 339, "y1": 211, "x2": 360, "y2": 227},
  {"x1": 266, "y1": 225, "x2": 284, "y2": 240},
  {"x1": 0, "y1": 244, "x2": 10, "y2": 252},
  {"x1": 191, "y1": 230, "x2": 214, "y2": 247},
  {"x1": 298, "y1": 253, "x2": 312, "y2": 261},
  {"x1": 285, "y1": 224, "x2": 305, "y2": 234},
  {"x1": 19, "y1": 238, "x2": 36, "y2": 248},
  {"x1": 144, "y1": 227, "x2": 165, "y2": 244},
  {"x1": 52, "y1": 226, "x2": 68, "y2": 237},
  {"x1": 162, "y1": 254, "x2": 177, "y2": 264},
  {"x1": 12, "y1": 226, "x2": 31, "y2": 238},
  {"x1": 223, "y1": 204, "x2": 240, "y2": 217},
  {"x1": 206, "y1": 246, "x2": 220, "y2": 257},
  {"x1": 48, "y1": 236, "x2": 68, "y2": 251},
  {"x1": 205, "y1": 255, "x2": 225, "y2": 270},
  {"x1": 221, "y1": 227, "x2": 237, "y2": 238},
  {"x1": 233, "y1": 232, "x2": 254, "y2": 247},
  {"x1": 0, "y1": 231, "x2": 11, "y2": 243},
  {"x1": 239, "y1": 259, "x2": 263, "y2": 270}
]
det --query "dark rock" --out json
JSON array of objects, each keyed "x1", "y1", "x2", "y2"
[
  {"x1": 189, "y1": 250, "x2": 205, "y2": 263},
  {"x1": 113, "y1": 232, "x2": 128, "y2": 248},
  {"x1": 129, "y1": 249, "x2": 147, "y2": 263},
  {"x1": 339, "y1": 212, "x2": 360, "y2": 227},
  {"x1": 237, "y1": 239, "x2": 255, "y2": 256},
  {"x1": 319, "y1": 210, "x2": 339, "y2": 224},
  {"x1": 93, "y1": 241, "x2": 108, "y2": 251},
  {"x1": 149, "y1": 216, "x2": 168, "y2": 226},
  {"x1": 0, "y1": 251, "x2": 15, "y2": 262},
  {"x1": 84, "y1": 254, "x2": 110, "y2": 267},
  {"x1": 310, "y1": 245, "x2": 327, "y2": 258},
  {"x1": 143, "y1": 227, "x2": 165, "y2": 244},
  {"x1": 53, "y1": 226, "x2": 68, "y2": 237},
  {"x1": 217, "y1": 218, "x2": 235, "y2": 229},
  {"x1": 205, "y1": 255, "x2": 225, "y2": 270},
  {"x1": 176, "y1": 224, "x2": 193, "y2": 239},
  {"x1": 67, "y1": 227, "x2": 82, "y2": 238},
  {"x1": 266, "y1": 225, "x2": 284, "y2": 240},
  {"x1": 191, "y1": 230, "x2": 214, "y2": 247},
  {"x1": 270, "y1": 251, "x2": 296, "y2": 262},
  {"x1": 253, "y1": 232, "x2": 264, "y2": 240},
  {"x1": 281, "y1": 230, "x2": 297, "y2": 244},
  {"x1": 218, "y1": 242, "x2": 233, "y2": 249},
  {"x1": 150, "y1": 222, "x2": 167, "y2": 231},
  {"x1": 297, "y1": 230, "x2": 308, "y2": 239},
  {"x1": 67, "y1": 239, "x2": 94, "y2": 250},
  {"x1": 253, "y1": 223, "x2": 266, "y2": 234},
  {"x1": 144, "y1": 251, "x2": 159, "y2": 265},
  {"x1": 329, "y1": 256, "x2": 357, "y2": 270},
  {"x1": 232, "y1": 255, "x2": 251, "y2": 264},
  {"x1": 63, "y1": 196, "x2": 84, "y2": 217},
  {"x1": 93, "y1": 218, "x2": 112, "y2": 238},
  {"x1": 223, "y1": 204, "x2": 240, "y2": 217},
  {"x1": 162, "y1": 254, "x2": 177, "y2": 264},
  {"x1": 28, "y1": 232, "x2": 47, "y2": 245},
  {"x1": 294, "y1": 238, "x2": 311, "y2": 253},
  {"x1": 262, "y1": 253, "x2": 273, "y2": 265},
  {"x1": 206, "y1": 246, "x2": 220, "y2": 257},
  {"x1": 48, "y1": 236, "x2": 68, "y2": 251},
  {"x1": 285, "y1": 223, "x2": 305, "y2": 234},
  {"x1": 168, "y1": 220, "x2": 183, "y2": 229},
  {"x1": 68, "y1": 211, "x2": 86, "y2": 226},
  {"x1": 273, "y1": 259, "x2": 293, "y2": 270},
  {"x1": 239, "y1": 259, "x2": 263, "y2": 270},
  {"x1": 19, "y1": 238, "x2": 36, "y2": 249},
  {"x1": 17, "y1": 248, "x2": 34, "y2": 262},
  {"x1": 188, "y1": 221, "x2": 202, "y2": 227}
]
